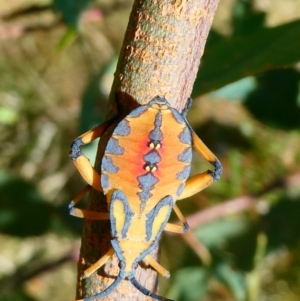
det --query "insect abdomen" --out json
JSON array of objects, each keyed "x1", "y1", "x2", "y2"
[{"x1": 101, "y1": 105, "x2": 192, "y2": 215}]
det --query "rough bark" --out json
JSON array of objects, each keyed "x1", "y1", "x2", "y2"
[{"x1": 76, "y1": 0, "x2": 220, "y2": 300}]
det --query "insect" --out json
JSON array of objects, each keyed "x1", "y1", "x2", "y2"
[{"x1": 69, "y1": 95, "x2": 222, "y2": 301}]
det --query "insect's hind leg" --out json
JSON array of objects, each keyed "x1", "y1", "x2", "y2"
[
  {"x1": 178, "y1": 130, "x2": 222, "y2": 200},
  {"x1": 83, "y1": 248, "x2": 115, "y2": 278},
  {"x1": 77, "y1": 262, "x2": 127, "y2": 301},
  {"x1": 143, "y1": 254, "x2": 170, "y2": 278},
  {"x1": 164, "y1": 204, "x2": 189, "y2": 234}
]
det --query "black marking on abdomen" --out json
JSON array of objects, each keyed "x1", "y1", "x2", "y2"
[
  {"x1": 176, "y1": 165, "x2": 191, "y2": 180},
  {"x1": 178, "y1": 127, "x2": 191, "y2": 144},
  {"x1": 143, "y1": 149, "x2": 161, "y2": 165},
  {"x1": 114, "y1": 119, "x2": 131, "y2": 136},
  {"x1": 102, "y1": 156, "x2": 119, "y2": 173},
  {"x1": 149, "y1": 112, "x2": 163, "y2": 143},
  {"x1": 137, "y1": 173, "x2": 159, "y2": 191},
  {"x1": 106, "y1": 137, "x2": 124, "y2": 155},
  {"x1": 176, "y1": 183, "x2": 185, "y2": 196},
  {"x1": 143, "y1": 149, "x2": 161, "y2": 172},
  {"x1": 178, "y1": 147, "x2": 192, "y2": 162},
  {"x1": 137, "y1": 190, "x2": 152, "y2": 204},
  {"x1": 137, "y1": 172, "x2": 159, "y2": 211},
  {"x1": 128, "y1": 105, "x2": 148, "y2": 118},
  {"x1": 170, "y1": 107, "x2": 185, "y2": 124},
  {"x1": 101, "y1": 173, "x2": 110, "y2": 190},
  {"x1": 110, "y1": 190, "x2": 134, "y2": 239},
  {"x1": 145, "y1": 195, "x2": 173, "y2": 241}
]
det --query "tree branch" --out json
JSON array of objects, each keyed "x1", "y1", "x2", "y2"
[
  {"x1": 186, "y1": 173, "x2": 300, "y2": 230},
  {"x1": 75, "y1": 1, "x2": 220, "y2": 300}
]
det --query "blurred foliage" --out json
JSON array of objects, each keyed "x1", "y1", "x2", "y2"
[
  {"x1": 0, "y1": 170, "x2": 52, "y2": 236},
  {"x1": 52, "y1": 0, "x2": 93, "y2": 27},
  {"x1": 244, "y1": 68, "x2": 300, "y2": 129},
  {"x1": 0, "y1": 0, "x2": 299, "y2": 301},
  {"x1": 194, "y1": 17, "x2": 300, "y2": 96}
]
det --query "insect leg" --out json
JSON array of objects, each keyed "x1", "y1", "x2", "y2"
[
  {"x1": 70, "y1": 208, "x2": 109, "y2": 220},
  {"x1": 143, "y1": 254, "x2": 170, "y2": 278},
  {"x1": 83, "y1": 248, "x2": 115, "y2": 278},
  {"x1": 68, "y1": 185, "x2": 109, "y2": 220},
  {"x1": 164, "y1": 204, "x2": 189, "y2": 233},
  {"x1": 69, "y1": 116, "x2": 118, "y2": 191},
  {"x1": 76, "y1": 263, "x2": 126, "y2": 301},
  {"x1": 178, "y1": 130, "x2": 222, "y2": 200},
  {"x1": 70, "y1": 185, "x2": 92, "y2": 208}
]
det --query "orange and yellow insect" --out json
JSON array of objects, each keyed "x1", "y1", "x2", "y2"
[{"x1": 69, "y1": 96, "x2": 222, "y2": 301}]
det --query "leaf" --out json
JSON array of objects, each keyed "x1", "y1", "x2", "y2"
[
  {"x1": 52, "y1": 0, "x2": 93, "y2": 27},
  {"x1": 193, "y1": 19, "x2": 300, "y2": 96},
  {"x1": 0, "y1": 106, "x2": 18, "y2": 125},
  {"x1": 0, "y1": 170, "x2": 53, "y2": 237},
  {"x1": 244, "y1": 68, "x2": 300, "y2": 129},
  {"x1": 209, "y1": 77, "x2": 256, "y2": 100},
  {"x1": 56, "y1": 26, "x2": 77, "y2": 52},
  {"x1": 214, "y1": 261, "x2": 247, "y2": 301},
  {"x1": 0, "y1": 288, "x2": 37, "y2": 301},
  {"x1": 193, "y1": 216, "x2": 250, "y2": 249},
  {"x1": 168, "y1": 267, "x2": 209, "y2": 301},
  {"x1": 231, "y1": 0, "x2": 266, "y2": 36},
  {"x1": 78, "y1": 58, "x2": 118, "y2": 163},
  {"x1": 262, "y1": 195, "x2": 300, "y2": 249}
]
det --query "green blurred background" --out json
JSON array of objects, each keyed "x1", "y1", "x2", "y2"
[{"x1": 0, "y1": 0, "x2": 300, "y2": 300}]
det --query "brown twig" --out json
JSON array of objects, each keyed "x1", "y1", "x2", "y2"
[
  {"x1": 185, "y1": 173, "x2": 300, "y2": 230},
  {"x1": 167, "y1": 173, "x2": 300, "y2": 264},
  {"x1": 76, "y1": 1, "x2": 220, "y2": 300}
]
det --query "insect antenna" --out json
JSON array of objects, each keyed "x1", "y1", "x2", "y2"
[{"x1": 130, "y1": 276, "x2": 174, "y2": 301}]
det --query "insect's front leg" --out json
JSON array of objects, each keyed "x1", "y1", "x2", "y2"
[
  {"x1": 69, "y1": 116, "x2": 118, "y2": 191},
  {"x1": 69, "y1": 116, "x2": 118, "y2": 220},
  {"x1": 178, "y1": 130, "x2": 222, "y2": 200}
]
